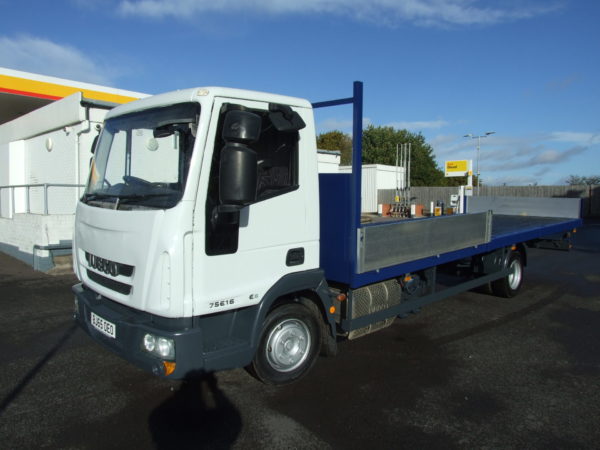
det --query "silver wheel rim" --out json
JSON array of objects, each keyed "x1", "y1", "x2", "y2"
[
  {"x1": 265, "y1": 318, "x2": 311, "y2": 373},
  {"x1": 508, "y1": 258, "x2": 522, "y2": 290}
]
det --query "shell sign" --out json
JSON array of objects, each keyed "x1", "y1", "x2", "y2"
[{"x1": 445, "y1": 160, "x2": 471, "y2": 177}]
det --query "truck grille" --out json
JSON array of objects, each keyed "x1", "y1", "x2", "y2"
[
  {"x1": 85, "y1": 252, "x2": 134, "y2": 277},
  {"x1": 86, "y1": 270, "x2": 132, "y2": 295},
  {"x1": 83, "y1": 251, "x2": 134, "y2": 295}
]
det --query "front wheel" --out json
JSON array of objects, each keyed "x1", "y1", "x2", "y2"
[
  {"x1": 250, "y1": 303, "x2": 321, "y2": 385},
  {"x1": 491, "y1": 252, "x2": 524, "y2": 298}
]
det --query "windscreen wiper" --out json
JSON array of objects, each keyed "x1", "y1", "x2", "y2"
[
  {"x1": 81, "y1": 193, "x2": 118, "y2": 203},
  {"x1": 116, "y1": 193, "x2": 176, "y2": 205}
]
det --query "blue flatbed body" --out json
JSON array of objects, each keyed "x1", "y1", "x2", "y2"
[
  {"x1": 313, "y1": 83, "x2": 582, "y2": 290},
  {"x1": 319, "y1": 173, "x2": 582, "y2": 289}
]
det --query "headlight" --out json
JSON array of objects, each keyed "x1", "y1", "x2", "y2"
[
  {"x1": 156, "y1": 337, "x2": 174, "y2": 358},
  {"x1": 142, "y1": 333, "x2": 175, "y2": 359},
  {"x1": 143, "y1": 334, "x2": 156, "y2": 352}
]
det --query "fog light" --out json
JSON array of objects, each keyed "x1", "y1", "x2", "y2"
[{"x1": 143, "y1": 334, "x2": 156, "y2": 352}]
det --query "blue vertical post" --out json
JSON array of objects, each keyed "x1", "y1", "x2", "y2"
[
  {"x1": 350, "y1": 81, "x2": 363, "y2": 279},
  {"x1": 311, "y1": 81, "x2": 364, "y2": 284},
  {"x1": 352, "y1": 81, "x2": 363, "y2": 225}
]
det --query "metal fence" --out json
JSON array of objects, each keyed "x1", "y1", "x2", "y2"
[
  {"x1": 0, "y1": 184, "x2": 85, "y2": 218},
  {"x1": 378, "y1": 185, "x2": 600, "y2": 218}
]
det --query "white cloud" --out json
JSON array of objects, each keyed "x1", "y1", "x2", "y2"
[
  {"x1": 428, "y1": 128, "x2": 596, "y2": 185},
  {"x1": 484, "y1": 145, "x2": 587, "y2": 171},
  {"x1": 117, "y1": 0, "x2": 560, "y2": 27},
  {"x1": 430, "y1": 134, "x2": 458, "y2": 149},
  {"x1": 531, "y1": 149, "x2": 562, "y2": 164},
  {"x1": 545, "y1": 74, "x2": 579, "y2": 92},
  {"x1": 485, "y1": 174, "x2": 539, "y2": 186},
  {"x1": 0, "y1": 35, "x2": 115, "y2": 85},
  {"x1": 318, "y1": 116, "x2": 371, "y2": 133},
  {"x1": 387, "y1": 119, "x2": 449, "y2": 131},
  {"x1": 549, "y1": 131, "x2": 600, "y2": 145},
  {"x1": 319, "y1": 118, "x2": 354, "y2": 131}
]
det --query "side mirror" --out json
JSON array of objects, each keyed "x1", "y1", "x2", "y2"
[
  {"x1": 222, "y1": 110, "x2": 261, "y2": 143},
  {"x1": 269, "y1": 103, "x2": 306, "y2": 132},
  {"x1": 219, "y1": 143, "x2": 258, "y2": 207}
]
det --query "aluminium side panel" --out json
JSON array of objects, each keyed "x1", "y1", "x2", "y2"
[
  {"x1": 357, "y1": 212, "x2": 492, "y2": 274},
  {"x1": 467, "y1": 196, "x2": 582, "y2": 219},
  {"x1": 349, "y1": 212, "x2": 581, "y2": 289}
]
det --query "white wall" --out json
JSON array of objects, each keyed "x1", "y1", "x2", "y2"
[
  {"x1": 317, "y1": 150, "x2": 341, "y2": 173},
  {"x1": 0, "y1": 94, "x2": 108, "y2": 269},
  {"x1": 0, "y1": 96, "x2": 106, "y2": 217},
  {"x1": 0, "y1": 140, "x2": 26, "y2": 217},
  {"x1": 339, "y1": 164, "x2": 405, "y2": 213},
  {"x1": 0, "y1": 141, "x2": 7, "y2": 217}
]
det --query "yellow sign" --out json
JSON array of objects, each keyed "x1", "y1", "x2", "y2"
[{"x1": 445, "y1": 160, "x2": 471, "y2": 177}]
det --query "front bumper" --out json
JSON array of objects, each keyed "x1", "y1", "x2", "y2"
[{"x1": 73, "y1": 283, "x2": 255, "y2": 379}]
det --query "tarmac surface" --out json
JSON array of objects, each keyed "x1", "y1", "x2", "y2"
[{"x1": 1, "y1": 220, "x2": 599, "y2": 449}]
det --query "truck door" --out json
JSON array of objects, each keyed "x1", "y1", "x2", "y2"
[{"x1": 192, "y1": 97, "x2": 319, "y2": 316}]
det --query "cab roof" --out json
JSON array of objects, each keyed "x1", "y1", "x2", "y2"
[{"x1": 105, "y1": 86, "x2": 312, "y2": 120}]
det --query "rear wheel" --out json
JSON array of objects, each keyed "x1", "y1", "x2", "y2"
[
  {"x1": 491, "y1": 252, "x2": 523, "y2": 298},
  {"x1": 250, "y1": 303, "x2": 321, "y2": 385}
]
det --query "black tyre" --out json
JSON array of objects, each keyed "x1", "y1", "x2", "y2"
[
  {"x1": 491, "y1": 252, "x2": 523, "y2": 298},
  {"x1": 250, "y1": 303, "x2": 321, "y2": 385}
]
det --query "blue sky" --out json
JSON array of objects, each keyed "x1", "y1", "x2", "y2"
[{"x1": 1, "y1": 0, "x2": 598, "y2": 185}]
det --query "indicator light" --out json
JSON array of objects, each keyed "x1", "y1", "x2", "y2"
[{"x1": 163, "y1": 361, "x2": 176, "y2": 376}]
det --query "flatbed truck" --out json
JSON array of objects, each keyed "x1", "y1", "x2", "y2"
[{"x1": 73, "y1": 82, "x2": 581, "y2": 384}]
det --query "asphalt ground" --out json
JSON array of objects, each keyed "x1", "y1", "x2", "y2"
[{"x1": 1, "y1": 221, "x2": 599, "y2": 449}]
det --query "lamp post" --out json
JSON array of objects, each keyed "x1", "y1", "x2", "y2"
[{"x1": 464, "y1": 131, "x2": 495, "y2": 195}]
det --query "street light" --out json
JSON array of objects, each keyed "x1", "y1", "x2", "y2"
[{"x1": 464, "y1": 131, "x2": 495, "y2": 194}]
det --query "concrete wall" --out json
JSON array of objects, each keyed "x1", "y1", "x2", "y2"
[
  {"x1": 0, "y1": 214, "x2": 74, "y2": 270},
  {"x1": 378, "y1": 185, "x2": 600, "y2": 218}
]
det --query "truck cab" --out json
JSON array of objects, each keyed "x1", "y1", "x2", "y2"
[{"x1": 73, "y1": 87, "x2": 335, "y2": 384}]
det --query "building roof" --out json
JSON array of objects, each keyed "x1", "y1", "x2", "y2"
[{"x1": 0, "y1": 67, "x2": 147, "y2": 124}]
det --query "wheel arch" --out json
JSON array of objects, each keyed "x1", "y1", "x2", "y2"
[
  {"x1": 249, "y1": 270, "x2": 336, "y2": 352},
  {"x1": 515, "y1": 242, "x2": 527, "y2": 266}
]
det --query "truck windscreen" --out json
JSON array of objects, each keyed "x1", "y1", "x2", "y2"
[{"x1": 83, "y1": 102, "x2": 199, "y2": 210}]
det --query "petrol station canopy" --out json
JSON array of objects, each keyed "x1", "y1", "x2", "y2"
[{"x1": 0, "y1": 67, "x2": 146, "y2": 125}]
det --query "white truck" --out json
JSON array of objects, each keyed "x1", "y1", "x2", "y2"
[{"x1": 73, "y1": 82, "x2": 581, "y2": 384}]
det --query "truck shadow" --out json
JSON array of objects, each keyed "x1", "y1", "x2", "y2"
[
  {"x1": 148, "y1": 372, "x2": 242, "y2": 449},
  {"x1": 265, "y1": 324, "x2": 465, "y2": 449},
  {"x1": 430, "y1": 287, "x2": 561, "y2": 346},
  {"x1": 0, "y1": 322, "x2": 77, "y2": 417}
]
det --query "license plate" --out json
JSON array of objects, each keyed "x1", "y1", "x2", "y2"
[{"x1": 90, "y1": 312, "x2": 116, "y2": 339}]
